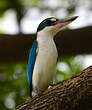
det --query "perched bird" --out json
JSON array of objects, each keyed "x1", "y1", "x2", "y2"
[{"x1": 27, "y1": 16, "x2": 78, "y2": 97}]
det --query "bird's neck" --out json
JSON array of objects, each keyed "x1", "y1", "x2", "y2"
[
  {"x1": 37, "y1": 31, "x2": 55, "y2": 47},
  {"x1": 37, "y1": 31, "x2": 54, "y2": 40}
]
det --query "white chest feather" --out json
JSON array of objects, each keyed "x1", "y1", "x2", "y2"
[{"x1": 32, "y1": 35, "x2": 58, "y2": 92}]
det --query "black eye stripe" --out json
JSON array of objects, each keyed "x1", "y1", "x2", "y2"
[{"x1": 46, "y1": 20, "x2": 51, "y2": 25}]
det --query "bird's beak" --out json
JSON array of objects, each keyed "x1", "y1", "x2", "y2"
[{"x1": 53, "y1": 16, "x2": 78, "y2": 29}]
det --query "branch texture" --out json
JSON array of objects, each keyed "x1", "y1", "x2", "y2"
[{"x1": 15, "y1": 66, "x2": 92, "y2": 110}]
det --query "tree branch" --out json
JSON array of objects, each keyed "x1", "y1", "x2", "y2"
[
  {"x1": 0, "y1": 26, "x2": 92, "y2": 63},
  {"x1": 15, "y1": 66, "x2": 92, "y2": 110}
]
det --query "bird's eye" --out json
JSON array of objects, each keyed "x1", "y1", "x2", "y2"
[
  {"x1": 46, "y1": 19, "x2": 57, "y2": 26},
  {"x1": 46, "y1": 20, "x2": 52, "y2": 26}
]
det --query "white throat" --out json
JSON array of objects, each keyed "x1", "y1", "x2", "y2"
[
  {"x1": 37, "y1": 31, "x2": 53, "y2": 40},
  {"x1": 37, "y1": 26, "x2": 58, "y2": 40}
]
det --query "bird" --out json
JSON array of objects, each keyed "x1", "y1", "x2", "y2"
[{"x1": 27, "y1": 16, "x2": 78, "y2": 97}]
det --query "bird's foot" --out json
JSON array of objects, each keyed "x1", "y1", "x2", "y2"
[
  {"x1": 37, "y1": 91, "x2": 43, "y2": 97},
  {"x1": 34, "y1": 87, "x2": 43, "y2": 97},
  {"x1": 48, "y1": 83, "x2": 54, "y2": 89}
]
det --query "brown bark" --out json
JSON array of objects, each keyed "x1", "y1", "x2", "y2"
[
  {"x1": 15, "y1": 66, "x2": 92, "y2": 110},
  {"x1": 0, "y1": 26, "x2": 92, "y2": 63}
]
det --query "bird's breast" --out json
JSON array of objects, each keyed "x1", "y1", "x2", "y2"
[
  {"x1": 37, "y1": 37, "x2": 58, "y2": 71},
  {"x1": 32, "y1": 37, "x2": 58, "y2": 91}
]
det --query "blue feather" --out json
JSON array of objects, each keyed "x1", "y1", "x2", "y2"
[{"x1": 27, "y1": 40, "x2": 38, "y2": 96}]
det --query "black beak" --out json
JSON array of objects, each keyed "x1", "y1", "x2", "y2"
[{"x1": 53, "y1": 16, "x2": 78, "y2": 29}]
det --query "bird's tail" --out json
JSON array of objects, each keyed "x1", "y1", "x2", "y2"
[{"x1": 30, "y1": 87, "x2": 32, "y2": 98}]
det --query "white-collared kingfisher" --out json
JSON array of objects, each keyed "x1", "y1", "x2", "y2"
[{"x1": 27, "y1": 16, "x2": 78, "y2": 97}]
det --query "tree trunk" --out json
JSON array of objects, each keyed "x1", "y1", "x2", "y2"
[{"x1": 15, "y1": 66, "x2": 92, "y2": 110}]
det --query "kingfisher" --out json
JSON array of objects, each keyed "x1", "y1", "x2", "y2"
[{"x1": 27, "y1": 16, "x2": 78, "y2": 97}]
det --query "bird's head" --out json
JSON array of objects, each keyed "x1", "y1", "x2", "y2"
[{"x1": 37, "y1": 16, "x2": 78, "y2": 37}]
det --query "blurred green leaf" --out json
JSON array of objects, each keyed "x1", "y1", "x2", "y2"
[{"x1": 29, "y1": 0, "x2": 39, "y2": 6}]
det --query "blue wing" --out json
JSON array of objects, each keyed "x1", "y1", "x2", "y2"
[{"x1": 27, "y1": 40, "x2": 38, "y2": 96}]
